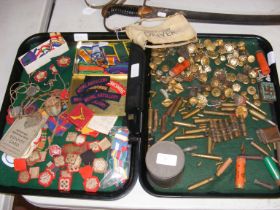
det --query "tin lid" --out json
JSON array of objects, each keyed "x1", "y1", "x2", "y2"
[{"x1": 145, "y1": 141, "x2": 185, "y2": 180}]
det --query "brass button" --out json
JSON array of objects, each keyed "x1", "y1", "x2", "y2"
[
  {"x1": 247, "y1": 86, "x2": 257, "y2": 95},
  {"x1": 232, "y1": 83, "x2": 241, "y2": 92},
  {"x1": 224, "y1": 88, "x2": 234, "y2": 98},
  {"x1": 211, "y1": 88, "x2": 221, "y2": 97}
]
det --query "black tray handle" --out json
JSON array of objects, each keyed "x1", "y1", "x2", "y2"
[{"x1": 126, "y1": 43, "x2": 148, "y2": 136}]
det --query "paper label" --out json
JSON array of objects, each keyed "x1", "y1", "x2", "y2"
[
  {"x1": 74, "y1": 33, "x2": 88, "y2": 41},
  {"x1": 0, "y1": 115, "x2": 47, "y2": 158},
  {"x1": 87, "y1": 115, "x2": 118, "y2": 135},
  {"x1": 156, "y1": 153, "x2": 177, "y2": 166},
  {"x1": 267, "y1": 51, "x2": 276, "y2": 66},
  {"x1": 157, "y1": 12, "x2": 167, "y2": 17},
  {"x1": 131, "y1": 63, "x2": 139, "y2": 78}
]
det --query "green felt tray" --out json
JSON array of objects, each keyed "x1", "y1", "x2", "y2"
[{"x1": 142, "y1": 35, "x2": 280, "y2": 196}]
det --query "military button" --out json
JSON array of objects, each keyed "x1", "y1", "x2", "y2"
[
  {"x1": 251, "y1": 79, "x2": 257, "y2": 84},
  {"x1": 189, "y1": 97, "x2": 198, "y2": 106},
  {"x1": 214, "y1": 58, "x2": 221, "y2": 65},
  {"x1": 198, "y1": 73, "x2": 208, "y2": 83},
  {"x1": 211, "y1": 79, "x2": 219, "y2": 88},
  {"x1": 204, "y1": 84, "x2": 211, "y2": 92},
  {"x1": 190, "y1": 64, "x2": 199, "y2": 73},
  {"x1": 220, "y1": 55, "x2": 226, "y2": 61},
  {"x1": 247, "y1": 55, "x2": 255, "y2": 63},
  {"x1": 224, "y1": 88, "x2": 234, "y2": 98},
  {"x1": 253, "y1": 94, "x2": 260, "y2": 100},
  {"x1": 239, "y1": 55, "x2": 247, "y2": 62},
  {"x1": 149, "y1": 62, "x2": 157, "y2": 70},
  {"x1": 242, "y1": 76, "x2": 250, "y2": 84},
  {"x1": 187, "y1": 43, "x2": 197, "y2": 54},
  {"x1": 241, "y1": 91, "x2": 247, "y2": 97},
  {"x1": 235, "y1": 106, "x2": 248, "y2": 119},
  {"x1": 215, "y1": 39, "x2": 224, "y2": 46},
  {"x1": 207, "y1": 51, "x2": 219, "y2": 59},
  {"x1": 161, "y1": 65, "x2": 169, "y2": 72},
  {"x1": 203, "y1": 65, "x2": 212, "y2": 73},
  {"x1": 247, "y1": 86, "x2": 257, "y2": 95},
  {"x1": 201, "y1": 56, "x2": 210, "y2": 65},
  {"x1": 225, "y1": 43, "x2": 234, "y2": 53},
  {"x1": 211, "y1": 88, "x2": 221, "y2": 97},
  {"x1": 253, "y1": 99, "x2": 261, "y2": 107},
  {"x1": 232, "y1": 83, "x2": 241, "y2": 92}
]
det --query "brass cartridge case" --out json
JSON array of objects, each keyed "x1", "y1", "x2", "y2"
[
  {"x1": 152, "y1": 109, "x2": 158, "y2": 133},
  {"x1": 246, "y1": 100, "x2": 266, "y2": 115},
  {"x1": 182, "y1": 108, "x2": 201, "y2": 120},
  {"x1": 171, "y1": 97, "x2": 183, "y2": 118},
  {"x1": 172, "y1": 121, "x2": 196, "y2": 128},
  {"x1": 160, "y1": 114, "x2": 168, "y2": 134},
  {"x1": 158, "y1": 127, "x2": 178, "y2": 142},
  {"x1": 187, "y1": 177, "x2": 214, "y2": 191},
  {"x1": 203, "y1": 110, "x2": 232, "y2": 116},
  {"x1": 175, "y1": 135, "x2": 206, "y2": 140},
  {"x1": 216, "y1": 157, "x2": 233, "y2": 176},
  {"x1": 185, "y1": 128, "x2": 208, "y2": 135},
  {"x1": 191, "y1": 153, "x2": 223, "y2": 161}
]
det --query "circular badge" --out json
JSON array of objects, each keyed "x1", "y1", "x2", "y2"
[
  {"x1": 2, "y1": 153, "x2": 14, "y2": 167},
  {"x1": 34, "y1": 70, "x2": 48, "y2": 82},
  {"x1": 57, "y1": 56, "x2": 71, "y2": 67}
]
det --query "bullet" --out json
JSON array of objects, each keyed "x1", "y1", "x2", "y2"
[
  {"x1": 194, "y1": 118, "x2": 214, "y2": 123},
  {"x1": 254, "y1": 178, "x2": 274, "y2": 190},
  {"x1": 152, "y1": 109, "x2": 158, "y2": 133},
  {"x1": 208, "y1": 136, "x2": 212, "y2": 154},
  {"x1": 171, "y1": 97, "x2": 183, "y2": 118},
  {"x1": 191, "y1": 153, "x2": 223, "y2": 161},
  {"x1": 187, "y1": 177, "x2": 214, "y2": 191},
  {"x1": 209, "y1": 120, "x2": 217, "y2": 142},
  {"x1": 221, "y1": 103, "x2": 237, "y2": 107},
  {"x1": 182, "y1": 108, "x2": 201, "y2": 120},
  {"x1": 166, "y1": 97, "x2": 180, "y2": 116},
  {"x1": 185, "y1": 128, "x2": 208, "y2": 135},
  {"x1": 160, "y1": 114, "x2": 168, "y2": 134},
  {"x1": 239, "y1": 155, "x2": 263, "y2": 160},
  {"x1": 230, "y1": 115, "x2": 240, "y2": 138},
  {"x1": 249, "y1": 109, "x2": 276, "y2": 126},
  {"x1": 216, "y1": 158, "x2": 232, "y2": 177},
  {"x1": 221, "y1": 107, "x2": 236, "y2": 112},
  {"x1": 246, "y1": 100, "x2": 266, "y2": 115},
  {"x1": 175, "y1": 135, "x2": 206, "y2": 140},
  {"x1": 172, "y1": 121, "x2": 196, "y2": 128},
  {"x1": 218, "y1": 119, "x2": 228, "y2": 141},
  {"x1": 225, "y1": 119, "x2": 233, "y2": 140},
  {"x1": 158, "y1": 127, "x2": 178, "y2": 142},
  {"x1": 250, "y1": 141, "x2": 279, "y2": 164},
  {"x1": 239, "y1": 117, "x2": 247, "y2": 137},
  {"x1": 203, "y1": 110, "x2": 232, "y2": 116}
]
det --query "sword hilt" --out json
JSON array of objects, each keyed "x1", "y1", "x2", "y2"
[{"x1": 102, "y1": 4, "x2": 153, "y2": 18}]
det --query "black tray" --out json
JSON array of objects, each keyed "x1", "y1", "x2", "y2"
[
  {"x1": 133, "y1": 34, "x2": 280, "y2": 198},
  {"x1": 0, "y1": 32, "x2": 140, "y2": 200}
]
